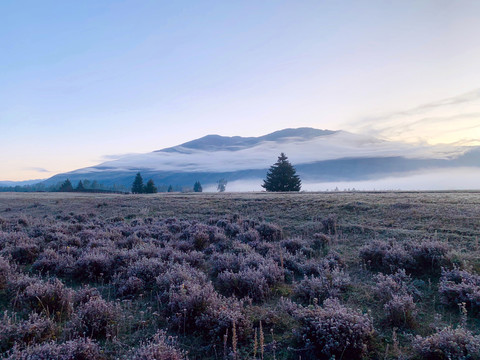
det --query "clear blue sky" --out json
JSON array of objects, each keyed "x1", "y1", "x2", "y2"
[{"x1": 2, "y1": 0, "x2": 480, "y2": 180}]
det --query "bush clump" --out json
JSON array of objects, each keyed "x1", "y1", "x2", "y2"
[
  {"x1": 360, "y1": 239, "x2": 449, "y2": 273},
  {"x1": 69, "y1": 297, "x2": 120, "y2": 339},
  {"x1": 294, "y1": 266, "x2": 350, "y2": 304},
  {"x1": 5, "y1": 338, "x2": 104, "y2": 360},
  {"x1": 412, "y1": 326, "x2": 480, "y2": 360},
  {"x1": 439, "y1": 268, "x2": 480, "y2": 312},
  {"x1": 0, "y1": 312, "x2": 56, "y2": 353},
  {"x1": 131, "y1": 330, "x2": 187, "y2": 360},
  {"x1": 295, "y1": 298, "x2": 374, "y2": 359},
  {"x1": 16, "y1": 278, "x2": 73, "y2": 319}
]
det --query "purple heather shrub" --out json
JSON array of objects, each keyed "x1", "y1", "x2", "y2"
[
  {"x1": 294, "y1": 267, "x2": 351, "y2": 304},
  {"x1": 5, "y1": 337, "x2": 105, "y2": 360},
  {"x1": 0, "y1": 312, "x2": 56, "y2": 352},
  {"x1": 224, "y1": 222, "x2": 241, "y2": 238},
  {"x1": 32, "y1": 249, "x2": 75, "y2": 276},
  {"x1": 373, "y1": 269, "x2": 418, "y2": 302},
  {"x1": 17, "y1": 278, "x2": 73, "y2": 319},
  {"x1": 131, "y1": 330, "x2": 187, "y2": 360},
  {"x1": 321, "y1": 215, "x2": 337, "y2": 235},
  {"x1": 72, "y1": 286, "x2": 102, "y2": 307},
  {"x1": 236, "y1": 229, "x2": 260, "y2": 244},
  {"x1": 0, "y1": 255, "x2": 13, "y2": 289},
  {"x1": 115, "y1": 276, "x2": 145, "y2": 297},
  {"x1": 69, "y1": 297, "x2": 120, "y2": 339},
  {"x1": 384, "y1": 293, "x2": 417, "y2": 327},
  {"x1": 312, "y1": 233, "x2": 331, "y2": 249},
  {"x1": 124, "y1": 257, "x2": 168, "y2": 287},
  {"x1": 217, "y1": 268, "x2": 270, "y2": 301},
  {"x1": 156, "y1": 263, "x2": 207, "y2": 296},
  {"x1": 409, "y1": 240, "x2": 450, "y2": 270},
  {"x1": 74, "y1": 249, "x2": 116, "y2": 281},
  {"x1": 281, "y1": 238, "x2": 309, "y2": 254},
  {"x1": 360, "y1": 239, "x2": 449, "y2": 273},
  {"x1": 412, "y1": 326, "x2": 480, "y2": 360},
  {"x1": 196, "y1": 295, "x2": 251, "y2": 342},
  {"x1": 166, "y1": 280, "x2": 250, "y2": 341},
  {"x1": 295, "y1": 298, "x2": 374, "y2": 359},
  {"x1": 439, "y1": 268, "x2": 480, "y2": 311},
  {"x1": 255, "y1": 222, "x2": 282, "y2": 241},
  {"x1": 2, "y1": 239, "x2": 40, "y2": 265}
]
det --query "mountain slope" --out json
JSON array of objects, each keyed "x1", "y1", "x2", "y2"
[{"x1": 39, "y1": 127, "x2": 480, "y2": 190}]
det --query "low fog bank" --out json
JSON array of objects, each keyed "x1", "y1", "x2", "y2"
[{"x1": 203, "y1": 167, "x2": 480, "y2": 192}]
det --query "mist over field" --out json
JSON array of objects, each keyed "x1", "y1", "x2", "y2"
[{"x1": 207, "y1": 167, "x2": 480, "y2": 192}]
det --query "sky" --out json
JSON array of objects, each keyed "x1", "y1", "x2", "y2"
[{"x1": 1, "y1": 0, "x2": 480, "y2": 181}]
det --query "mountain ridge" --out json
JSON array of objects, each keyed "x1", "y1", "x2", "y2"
[{"x1": 2, "y1": 128, "x2": 479, "y2": 191}]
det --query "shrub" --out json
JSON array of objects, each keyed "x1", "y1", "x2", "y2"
[
  {"x1": 412, "y1": 326, "x2": 480, "y2": 360},
  {"x1": 439, "y1": 268, "x2": 480, "y2": 311},
  {"x1": 360, "y1": 239, "x2": 449, "y2": 273},
  {"x1": 372, "y1": 269, "x2": 418, "y2": 302},
  {"x1": 384, "y1": 293, "x2": 417, "y2": 327},
  {"x1": 131, "y1": 330, "x2": 187, "y2": 360},
  {"x1": 0, "y1": 312, "x2": 56, "y2": 352},
  {"x1": 321, "y1": 215, "x2": 337, "y2": 235},
  {"x1": 74, "y1": 249, "x2": 115, "y2": 281},
  {"x1": 0, "y1": 256, "x2": 13, "y2": 289},
  {"x1": 17, "y1": 278, "x2": 73, "y2": 319},
  {"x1": 72, "y1": 286, "x2": 102, "y2": 307},
  {"x1": 166, "y1": 280, "x2": 250, "y2": 341},
  {"x1": 5, "y1": 337, "x2": 104, "y2": 360},
  {"x1": 70, "y1": 297, "x2": 120, "y2": 339},
  {"x1": 294, "y1": 267, "x2": 350, "y2": 304},
  {"x1": 295, "y1": 298, "x2": 374, "y2": 359},
  {"x1": 32, "y1": 249, "x2": 75, "y2": 276},
  {"x1": 255, "y1": 223, "x2": 282, "y2": 241}
]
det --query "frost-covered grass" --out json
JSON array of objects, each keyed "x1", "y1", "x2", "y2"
[{"x1": 0, "y1": 191, "x2": 480, "y2": 359}]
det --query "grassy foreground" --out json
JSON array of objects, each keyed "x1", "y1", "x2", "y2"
[{"x1": 1, "y1": 191, "x2": 480, "y2": 359}]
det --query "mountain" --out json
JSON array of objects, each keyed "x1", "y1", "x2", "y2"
[{"x1": 38, "y1": 127, "x2": 480, "y2": 191}]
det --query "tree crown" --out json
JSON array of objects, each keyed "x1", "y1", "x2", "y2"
[{"x1": 262, "y1": 153, "x2": 301, "y2": 192}]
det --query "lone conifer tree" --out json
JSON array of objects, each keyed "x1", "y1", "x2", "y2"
[
  {"x1": 131, "y1": 173, "x2": 145, "y2": 194},
  {"x1": 144, "y1": 179, "x2": 157, "y2": 194},
  {"x1": 262, "y1": 153, "x2": 301, "y2": 192},
  {"x1": 193, "y1": 181, "x2": 203, "y2": 192}
]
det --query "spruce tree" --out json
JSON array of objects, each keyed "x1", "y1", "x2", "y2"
[
  {"x1": 193, "y1": 181, "x2": 203, "y2": 192},
  {"x1": 76, "y1": 180, "x2": 85, "y2": 192},
  {"x1": 262, "y1": 153, "x2": 301, "y2": 192},
  {"x1": 59, "y1": 179, "x2": 73, "y2": 192},
  {"x1": 167, "y1": 185, "x2": 174, "y2": 192},
  {"x1": 144, "y1": 179, "x2": 157, "y2": 194},
  {"x1": 131, "y1": 173, "x2": 145, "y2": 194}
]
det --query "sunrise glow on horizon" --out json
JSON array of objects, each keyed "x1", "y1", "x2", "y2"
[{"x1": 2, "y1": 1, "x2": 480, "y2": 181}]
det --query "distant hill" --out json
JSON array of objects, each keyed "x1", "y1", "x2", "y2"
[{"x1": 31, "y1": 127, "x2": 479, "y2": 191}]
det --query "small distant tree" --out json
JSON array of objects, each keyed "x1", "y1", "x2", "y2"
[
  {"x1": 217, "y1": 178, "x2": 227, "y2": 192},
  {"x1": 193, "y1": 181, "x2": 203, "y2": 193},
  {"x1": 144, "y1": 179, "x2": 157, "y2": 194},
  {"x1": 262, "y1": 153, "x2": 301, "y2": 192},
  {"x1": 131, "y1": 173, "x2": 145, "y2": 194},
  {"x1": 59, "y1": 179, "x2": 73, "y2": 192},
  {"x1": 167, "y1": 185, "x2": 174, "y2": 192},
  {"x1": 91, "y1": 180, "x2": 99, "y2": 190},
  {"x1": 76, "y1": 180, "x2": 85, "y2": 192}
]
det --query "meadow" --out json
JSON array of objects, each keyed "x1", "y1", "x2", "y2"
[{"x1": 1, "y1": 191, "x2": 480, "y2": 359}]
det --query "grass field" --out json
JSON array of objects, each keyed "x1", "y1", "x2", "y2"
[{"x1": 1, "y1": 191, "x2": 480, "y2": 359}]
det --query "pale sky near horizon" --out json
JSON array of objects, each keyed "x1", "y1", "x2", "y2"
[{"x1": 2, "y1": 1, "x2": 480, "y2": 181}]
